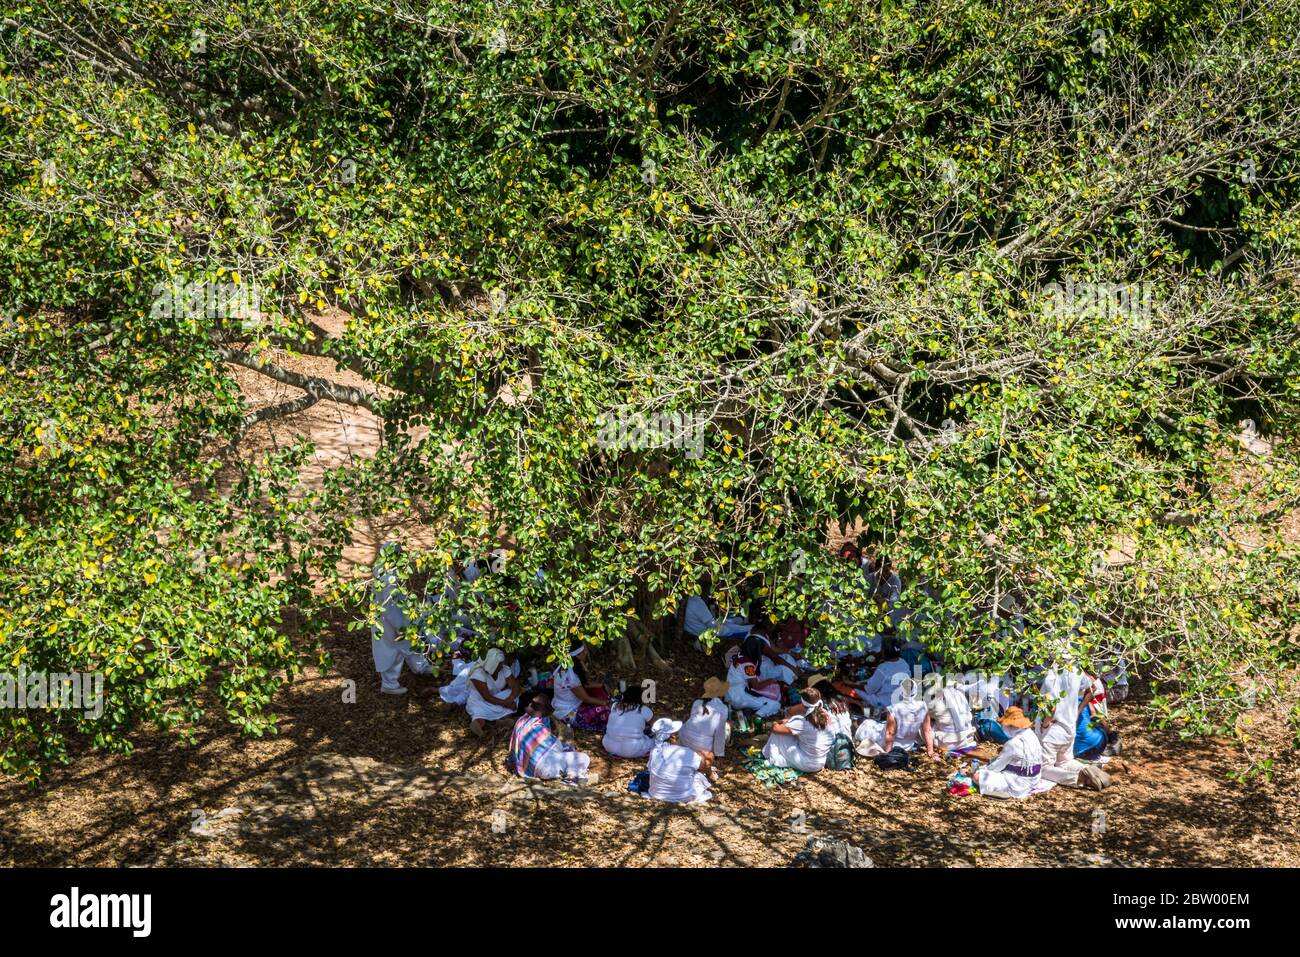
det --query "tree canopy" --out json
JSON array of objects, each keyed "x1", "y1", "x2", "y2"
[{"x1": 2, "y1": 0, "x2": 1299, "y2": 778}]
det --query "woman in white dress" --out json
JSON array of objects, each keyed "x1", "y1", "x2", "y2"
[
  {"x1": 977, "y1": 707, "x2": 1043, "y2": 799},
  {"x1": 602, "y1": 686, "x2": 655, "y2": 758},
  {"x1": 646, "y1": 719, "x2": 714, "y2": 804},
  {"x1": 761, "y1": 688, "x2": 835, "y2": 773},
  {"x1": 855, "y1": 678, "x2": 937, "y2": 759},
  {"x1": 928, "y1": 681, "x2": 977, "y2": 753},
  {"x1": 679, "y1": 677, "x2": 731, "y2": 758},
  {"x1": 465, "y1": 648, "x2": 520, "y2": 735}
]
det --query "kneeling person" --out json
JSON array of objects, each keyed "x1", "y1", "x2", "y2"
[{"x1": 647, "y1": 718, "x2": 715, "y2": 804}]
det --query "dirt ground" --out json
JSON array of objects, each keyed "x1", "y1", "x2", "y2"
[
  {"x1": 2, "y1": 624, "x2": 1297, "y2": 868},
  {"x1": 7, "y1": 319, "x2": 1296, "y2": 868}
]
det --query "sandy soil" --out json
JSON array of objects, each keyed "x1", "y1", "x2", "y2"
[{"x1": 2, "y1": 631, "x2": 1296, "y2": 868}]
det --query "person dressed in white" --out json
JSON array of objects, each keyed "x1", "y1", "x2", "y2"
[
  {"x1": 761, "y1": 688, "x2": 836, "y2": 773},
  {"x1": 751, "y1": 631, "x2": 800, "y2": 685},
  {"x1": 861, "y1": 638, "x2": 912, "y2": 709},
  {"x1": 437, "y1": 654, "x2": 474, "y2": 706},
  {"x1": 684, "y1": 594, "x2": 751, "y2": 641},
  {"x1": 550, "y1": 644, "x2": 607, "y2": 725},
  {"x1": 856, "y1": 678, "x2": 936, "y2": 758},
  {"x1": 928, "y1": 678, "x2": 977, "y2": 753},
  {"x1": 977, "y1": 707, "x2": 1044, "y2": 799},
  {"x1": 724, "y1": 648, "x2": 780, "y2": 717},
  {"x1": 1037, "y1": 663, "x2": 1088, "y2": 786},
  {"x1": 440, "y1": 649, "x2": 521, "y2": 707},
  {"x1": 679, "y1": 678, "x2": 731, "y2": 758},
  {"x1": 465, "y1": 648, "x2": 520, "y2": 735},
  {"x1": 370, "y1": 543, "x2": 433, "y2": 695},
  {"x1": 646, "y1": 718, "x2": 714, "y2": 804},
  {"x1": 793, "y1": 679, "x2": 853, "y2": 739},
  {"x1": 602, "y1": 686, "x2": 656, "y2": 759}
]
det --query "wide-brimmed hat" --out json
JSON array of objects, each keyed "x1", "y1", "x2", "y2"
[
  {"x1": 803, "y1": 673, "x2": 831, "y2": 692},
  {"x1": 651, "y1": 718, "x2": 683, "y2": 741},
  {"x1": 999, "y1": 706, "x2": 1031, "y2": 730},
  {"x1": 702, "y1": 676, "x2": 729, "y2": 699}
]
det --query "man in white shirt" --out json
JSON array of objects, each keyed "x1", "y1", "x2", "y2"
[
  {"x1": 370, "y1": 543, "x2": 433, "y2": 695},
  {"x1": 977, "y1": 707, "x2": 1043, "y2": 799}
]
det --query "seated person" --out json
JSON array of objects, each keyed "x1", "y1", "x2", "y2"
[
  {"x1": 861, "y1": 636, "x2": 912, "y2": 710},
  {"x1": 928, "y1": 678, "x2": 977, "y2": 754},
  {"x1": 750, "y1": 630, "x2": 800, "y2": 685},
  {"x1": 761, "y1": 688, "x2": 836, "y2": 773},
  {"x1": 679, "y1": 677, "x2": 731, "y2": 758},
  {"x1": 1073, "y1": 692, "x2": 1110, "y2": 762},
  {"x1": 976, "y1": 707, "x2": 1043, "y2": 799},
  {"x1": 684, "y1": 594, "x2": 751, "y2": 641},
  {"x1": 855, "y1": 678, "x2": 936, "y2": 759},
  {"x1": 867, "y1": 555, "x2": 902, "y2": 608},
  {"x1": 793, "y1": 679, "x2": 854, "y2": 739},
  {"x1": 646, "y1": 718, "x2": 714, "y2": 804},
  {"x1": 507, "y1": 694, "x2": 597, "y2": 784},
  {"x1": 1038, "y1": 665, "x2": 1089, "y2": 787},
  {"x1": 551, "y1": 643, "x2": 611, "y2": 731},
  {"x1": 436, "y1": 652, "x2": 474, "y2": 706},
  {"x1": 602, "y1": 685, "x2": 656, "y2": 759},
  {"x1": 724, "y1": 644, "x2": 781, "y2": 717},
  {"x1": 965, "y1": 671, "x2": 1015, "y2": 744},
  {"x1": 466, "y1": 648, "x2": 522, "y2": 736}
]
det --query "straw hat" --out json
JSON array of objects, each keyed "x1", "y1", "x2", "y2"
[
  {"x1": 702, "y1": 676, "x2": 730, "y2": 700},
  {"x1": 999, "y1": 706, "x2": 1031, "y2": 730}
]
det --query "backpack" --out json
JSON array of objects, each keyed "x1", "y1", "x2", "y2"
[
  {"x1": 826, "y1": 733, "x2": 855, "y2": 771},
  {"x1": 873, "y1": 747, "x2": 914, "y2": 771}
]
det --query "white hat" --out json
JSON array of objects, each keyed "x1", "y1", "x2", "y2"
[
  {"x1": 482, "y1": 648, "x2": 506, "y2": 673},
  {"x1": 651, "y1": 718, "x2": 683, "y2": 742}
]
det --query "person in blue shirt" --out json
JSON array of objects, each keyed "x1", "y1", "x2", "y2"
[{"x1": 1074, "y1": 702, "x2": 1108, "y2": 761}]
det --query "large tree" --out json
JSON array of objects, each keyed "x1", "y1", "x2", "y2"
[{"x1": 2, "y1": 0, "x2": 1298, "y2": 778}]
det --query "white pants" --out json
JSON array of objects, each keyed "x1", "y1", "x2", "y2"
[
  {"x1": 728, "y1": 690, "x2": 780, "y2": 717},
  {"x1": 535, "y1": 747, "x2": 591, "y2": 783},
  {"x1": 1040, "y1": 733, "x2": 1085, "y2": 787},
  {"x1": 372, "y1": 636, "x2": 432, "y2": 691}
]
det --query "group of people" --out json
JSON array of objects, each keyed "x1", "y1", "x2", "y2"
[{"x1": 371, "y1": 541, "x2": 1123, "y2": 804}]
